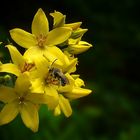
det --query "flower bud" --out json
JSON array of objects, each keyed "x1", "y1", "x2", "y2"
[
  {"x1": 64, "y1": 22, "x2": 82, "y2": 30},
  {"x1": 50, "y1": 11, "x2": 65, "y2": 28},
  {"x1": 71, "y1": 28, "x2": 88, "y2": 39},
  {"x1": 66, "y1": 39, "x2": 92, "y2": 54}
]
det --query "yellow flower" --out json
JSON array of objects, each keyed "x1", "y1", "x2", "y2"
[
  {"x1": 1, "y1": 8, "x2": 92, "y2": 121},
  {"x1": 0, "y1": 45, "x2": 35, "y2": 76},
  {"x1": 64, "y1": 75, "x2": 92, "y2": 99},
  {"x1": 0, "y1": 73, "x2": 53, "y2": 132},
  {"x1": 30, "y1": 50, "x2": 77, "y2": 110},
  {"x1": 30, "y1": 48, "x2": 91, "y2": 117},
  {"x1": 71, "y1": 28, "x2": 88, "y2": 39},
  {"x1": 65, "y1": 38, "x2": 93, "y2": 54},
  {"x1": 9, "y1": 8, "x2": 72, "y2": 60},
  {"x1": 50, "y1": 11, "x2": 91, "y2": 47},
  {"x1": 54, "y1": 74, "x2": 92, "y2": 117},
  {"x1": 50, "y1": 11, "x2": 82, "y2": 30}
]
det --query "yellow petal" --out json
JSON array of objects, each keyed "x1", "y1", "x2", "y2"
[
  {"x1": 43, "y1": 51, "x2": 63, "y2": 67},
  {"x1": 0, "y1": 63, "x2": 21, "y2": 76},
  {"x1": 62, "y1": 50, "x2": 77, "y2": 72},
  {"x1": 26, "y1": 91, "x2": 57, "y2": 105},
  {"x1": 71, "y1": 28, "x2": 88, "y2": 39},
  {"x1": 69, "y1": 41, "x2": 92, "y2": 54},
  {"x1": 23, "y1": 46, "x2": 43, "y2": 61},
  {"x1": 64, "y1": 87, "x2": 92, "y2": 100},
  {"x1": 45, "y1": 27, "x2": 72, "y2": 46},
  {"x1": 68, "y1": 38, "x2": 79, "y2": 45},
  {"x1": 64, "y1": 58, "x2": 77, "y2": 73},
  {"x1": 10, "y1": 28, "x2": 37, "y2": 49},
  {"x1": 75, "y1": 78, "x2": 85, "y2": 87},
  {"x1": 24, "y1": 46, "x2": 63, "y2": 67},
  {"x1": 44, "y1": 86, "x2": 59, "y2": 109},
  {"x1": 54, "y1": 105, "x2": 61, "y2": 116},
  {"x1": 71, "y1": 74, "x2": 80, "y2": 80},
  {"x1": 64, "y1": 22, "x2": 82, "y2": 30},
  {"x1": 0, "y1": 86, "x2": 17, "y2": 103},
  {"x1": 59, "y1": 94, "x2": 72, "y2": 117},
  {"x1": 15, "y1": 73, "x2": 31, "y2": 96},
  {"x1": 46, "y1": 46, "x2": 66, "y2": 66},
  {"x1": 34, "y1": 55, "x2": 49, "y2": 77},
  {"x1": 6, "y1": 45, "x2": 25, "y2": 67},
  {"x1": 30, "y1": 78, "x2": 45, "y2": 94},
  {"x1": 20, "y1": 101, "x2": 39, "y2": 132},
  {"x1": 50, "y1": 11, "x2": 65, "y2": 28},
  {"x1": 32, "y1": 8, "x2": 49, "y2": 36},
  {"x1": 0, "y1": 102, "x2": 19, "y2": 125}
]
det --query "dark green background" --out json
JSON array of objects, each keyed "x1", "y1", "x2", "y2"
[{"x1": 0, "y1": 0, "x2": 139, "y2": 139}]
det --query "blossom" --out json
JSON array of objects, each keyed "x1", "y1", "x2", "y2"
[
  {"x1": 50, "y1": 11, "x2": 86, "y2": 41},
  {"x1": 65, "y1": 38, "x2": 92, "y2": 55},
  {"x1": 30, "y1": 50, "x2": 91, "y2": 117},
  {"x1": 50, "y1": 11, "x2": 92, "y2": 53},
  {"x1": 50, "y1": 11, "x2": 82, "y2": 30},
  {"x1": 29, "y1": 50, "x2": 77, "y2": 110},
  {"x1": 71, "y1": 28, "x2": 88, "y2": 39},
  {"x1": 9, "y1": 8, "x2": 72, "y2": 60},
  {"x1": 0, "y1": 73, "x2": 56, "y2": 132},
  {"x1": 54, "y1": 74, "x2": 92, "y2": 117},
  {"x1": 0, "y1": 45, "x2": 36, "y2": 76},
  {"x1": 50, "y1": 11, "x2": 90, "y2": 39},
  {"x1": 0, "y1": 8, "x2": 93, "y2": 131}
]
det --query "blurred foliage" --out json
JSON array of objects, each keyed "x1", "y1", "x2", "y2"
[{"x1": 0, "y1": 0, "x2": 140, "y2": 139}]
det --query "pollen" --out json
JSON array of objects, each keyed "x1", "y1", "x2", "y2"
[
  {"x1": 21, "y1": 62, "x2": 35, "y2": 73},
  {"x1": 45, "y1": 73, "x2": 60, "y2": 86},
  {"x1": 36, "y1": 34, "x2": 47, "y2": 48}
]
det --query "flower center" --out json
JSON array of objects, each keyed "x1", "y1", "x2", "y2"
[
  {"x1": 36, "y1": 34, "x2": 47, "y2": 48},
  {"x1": 21, "y1": 62, "x2": 35, "y2": 73},
  {"x1": 18, "y1": 96, "x2": 25, "y2": 104}
]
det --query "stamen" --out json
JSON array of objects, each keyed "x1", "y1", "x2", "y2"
[
  {"x1": 36, "y1": 34, "x2": 47, "y2": 48},
  {"x1": 21, "y1": 62, "x2": 35, "y2": 73}
]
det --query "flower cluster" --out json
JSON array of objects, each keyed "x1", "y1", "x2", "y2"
[{"x1": 0, "y1": 8, "x2": 92, "y2": 132}]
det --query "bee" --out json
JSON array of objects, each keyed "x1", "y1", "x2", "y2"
[
  {"x1": 44, "y1": 57, "x2": 69, "y2": 86},
  {"x1": 49, "y1": 67, "x2": 69, "y2": 86}
]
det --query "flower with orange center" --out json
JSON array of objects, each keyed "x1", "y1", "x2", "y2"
[
  {"x1": 9, "y1": 8, "x2": 72, "y2": 60},
  {"x1": 0, "y1": 73, "x2": 57, "y2": 132},
  {"x1": 0, "y1": 45, "x2": 35, "y2": 77}
]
